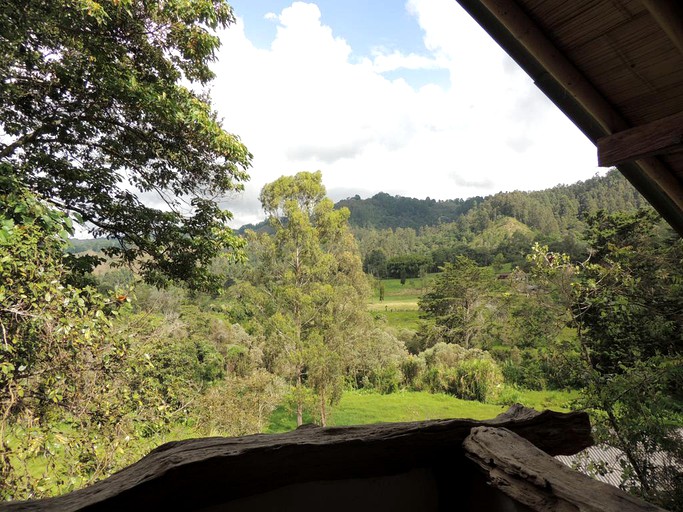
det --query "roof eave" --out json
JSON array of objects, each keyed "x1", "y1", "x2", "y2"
[{"x1": 454, "y1": 0, "x2": 683, "y2": 236}]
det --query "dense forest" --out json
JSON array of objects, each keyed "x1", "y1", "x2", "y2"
[
  {"x1": 242, "y1": 169, "x2": 648, "y2": 271},
  {"x1": 1, "y1": 1, "x2": 681, "y2": 510}
]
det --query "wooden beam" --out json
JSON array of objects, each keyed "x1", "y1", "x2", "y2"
[
  {"x1": 466, "y1": 0, "x2": 683, "y2": 228},
  {"x1": 474, "y1": 0, "x2": 629, "y2": 135},
  {"x1": 2, "y1": 406, "x2": 592, "y2": 511},
  {"x1": 641, "y1": 0, "x2": 683, "y2": 57},
  {"x1": 598, "y1": 110, "x2": 683, "y2": 166},
  {"x1": 464, "y1": 426, "x2": 667, "y2": 512}
]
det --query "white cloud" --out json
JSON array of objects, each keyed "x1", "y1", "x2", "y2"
[
  {"x1": 370, "y1": 50, "x2": 444, "y2": 73},
  {"x1": 212, "y1": 1, "x2": 599, "y2": 227}
]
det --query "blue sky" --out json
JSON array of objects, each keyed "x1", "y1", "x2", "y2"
[
  {"x1": 230, "y1": 1, "x2": 426, "y2": 56},
  {"x1": 211, "y1": 1, "x2": 601, "y2": 226}
]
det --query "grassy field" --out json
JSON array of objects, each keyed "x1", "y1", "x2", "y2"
[
  {"x1": 368, "y1": 276, "x2": 431, "y2": 304},
  {"x1": 368, "y1": 277, "x2": 428, "y2": 330},
  {"x1": 371, "y1": 310, "x2": 422, "y2": 330},
  {"x1": 267, "y1": 388, "x2": 576, "y2": 433}
]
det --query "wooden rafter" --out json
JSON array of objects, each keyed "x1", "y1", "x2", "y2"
[
  {"x1": 598, "y1": 111, "x2": 683, "y2": 166},
  {"x1": 457, "y1": 0, "x2": 683, "y2": 232}
]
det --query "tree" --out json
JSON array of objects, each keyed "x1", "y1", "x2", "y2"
[
  {"x1": 387, "y1": 254, "x2": 432, "y2": 280},
  {"x1": 418, "y1": 256, "x2": 493, "y2": 349},
  {"x1": 529, "y1": 210, "x2": 683, "y2": 509},
  {"x1": 0, "y1": 176, "x2": 135, "y2": 498},
  {"x1": 0, "y1": 0, "x2": 251, "y2": 290},
  {"x1": 237, "y1": 172, "x2": 368, "y2": 426},
  {"x1": 363, "y1": 249, "x2": 387, "y2": 278}
]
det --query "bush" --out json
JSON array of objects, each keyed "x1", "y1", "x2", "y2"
[
  {"x1": 502, "y1": 356, "x2": 546, "y2": 390},
  {"x1": 367, "y1": 364, "x2": 402, "y2": 394},
  {"x1": 451, "y1": 359, "x2": 503, "y2": 402},
  {"x1": 197, "y1": 370, "x2": 286, "y2": 436},
  {"x1": 400, "y1": 355, "x2": 425, "y2": 389},
  {"x1": 351, "y1": 328, "x2": 408, "y2": 392},
  {"x1": 420, "y1": 343, "x2": 503, "y2": 402}
]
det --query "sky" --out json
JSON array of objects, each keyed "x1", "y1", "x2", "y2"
[{"x1": 210, "y1": 0, "x2": 602, "y2": 227}]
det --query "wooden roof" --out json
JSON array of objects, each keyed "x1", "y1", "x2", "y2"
[{"x1": 455, "y1": 0, "x2": 683, "y2": 235}]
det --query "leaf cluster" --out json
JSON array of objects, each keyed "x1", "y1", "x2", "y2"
[{"x1": 0, "y1": 0, "x2": 251, "y2": 289}]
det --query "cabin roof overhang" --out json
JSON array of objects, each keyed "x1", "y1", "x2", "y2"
[{"x1": 454, "y1": 0, "x2": 683, "y2": 235}]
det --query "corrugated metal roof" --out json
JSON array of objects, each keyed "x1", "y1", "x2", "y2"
[
  {"x1": 556, "y1": 444, "x2": 635, "y2": 489},
  {"x1": 556, "y1": 438, "x2": 682, "y2": 490}
]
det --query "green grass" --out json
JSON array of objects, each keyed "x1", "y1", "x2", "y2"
[
  {"x1": 369, "y1": 277, "x2": 431, "y2": 303},
  {"x1": 368, "y1": 276, "x2": 431, "y2": 330},
  {"x1": 367, "y1": 299, "x2": 419, "y2": 310},
  {"x1": 371, "y1": 310, "x2": 422, "y2": 330},
  {"x1": 496, "y1": 387, "x2": 578, "y2": 411},
  {"x1": 268, "y1": 388, "x2": 578, "y2": 433},
  {"x1": 269, "y1": 390, "x2": 507, "y2": 433}
]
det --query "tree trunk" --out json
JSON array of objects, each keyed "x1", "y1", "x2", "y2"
[
  {"x1": 296, "y1": 371, "x2": 303, "y2": 427},
  {"x1": 320, "y1": 388, "x2": 327, "y2": 427}
]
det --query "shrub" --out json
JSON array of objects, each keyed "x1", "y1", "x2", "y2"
[
  {"x1": 420, "y1": 343, "x2": 503, "y2": 402},
  {"x1": 367, "y1": 364, "x2": 402, "y2": 394},
  {"x1": 502, "y1": 356, "x2": 546, "y2": 390},
  {"x1": 450, "y1": 358, "x2": 503, "y2": 402},
  {"x1": 197, "y1": 370, "x2": 286, "y2": 436},
  {"x1": 400, "y1": 355, "x2": 425, "y2": 389}
]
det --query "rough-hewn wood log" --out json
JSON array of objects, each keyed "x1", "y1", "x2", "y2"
[
  {"x1": 463, "y1": 426, "x2": 665, "y2": 512},
  {"x1": 598, "y1": 111, "x2": 683, "y2": 166},
  {"x1": 1, "y1": 406, "x2": 591, "y2": 512}
]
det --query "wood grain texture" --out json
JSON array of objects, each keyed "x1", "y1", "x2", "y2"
[
  {"x1": 598, "y1": 110, "x2": 683, "y2": 166},
  {"x1": 1, "y1": 406, "x2": 591, "y2": 512},
  {"x1": 463, "y1": 426, "x2": 665, "y2": 512}
]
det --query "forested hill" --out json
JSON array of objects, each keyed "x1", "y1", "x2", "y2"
[
  {"x1": 340, "y1": 169, "x2": 651, "y2": 267},
  {"x1": 337, "y1": 170, "x2": 646, "y2": 233},
  {"x1": 335, "y1": 193, "x2": 483, "y2": 229},
  {"x1": 237, "y1": 169, "x2": 646, "y2": 240}
]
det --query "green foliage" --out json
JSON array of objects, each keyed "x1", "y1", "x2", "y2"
[
  {"x1": 336, "y1": 192, "x2": 482, "y2": 230},
  {"x1": 0, "y1": 0, "x2": 250, "y2": 290},
  {"x1": 197, "y1": 370, "x2": 286, "y2": 436},
  {"x1": 67, "y1": 238, "x2": 118, "y2": 254},
  {"x1": 419, "y1": 343, "x2": 502, "y2": 402},
  {"x1": 400, "y1": 355, "x2": 426, "y2": 389},
  {"x1": 364, "y1": 249, "x2": 388, "y2": 278},
  {"x1": 236, "y1": 171, "x2": 370, "y2": 426},
  {"x1": 351, "y1": 329, "x2": 407, "y2": 394},
  {"x1": 0, "y1": 179, "x2": 139, "y2": 498},
  {"x1": 386, "y1": 253, "x2": 432, "y2": 279},
  {"x1": 418, "y1": 256, "x2": 493, "y2": 348},
  {"x1": 529, "y1": 210, "x2": 683, "y2": 508}
]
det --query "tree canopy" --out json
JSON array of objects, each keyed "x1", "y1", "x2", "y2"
[
  {"x1": 0, "y1": 0, "x2": 251, "y2": 289},
  {"x1": 529, "y1": 211, "x2": 683, "y2": 506},
  {"x1": 236, "y1": 171, "x2": 369, "y2": 426}
]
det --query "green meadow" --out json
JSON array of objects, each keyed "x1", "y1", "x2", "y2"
[
  {"x1": 267, "y1": 388, "x2": 576, "y2": 433},
  {"x1": 368, "y1": 277, "x2": 429, "y2": 330}
]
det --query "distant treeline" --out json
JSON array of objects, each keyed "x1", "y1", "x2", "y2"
[
  {"x1": 341, "y1": 169, "x2": 645, "y2": 234},
  {"x1": 336, "y1": 193, "x2": 484, "y2": 230},
  {"x1": 350, "y1": 170, "x2": 648, "y2": 272},
  {"x1": 66, "y1": 238, "x2": 118, "y2": 253}
]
